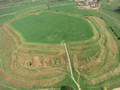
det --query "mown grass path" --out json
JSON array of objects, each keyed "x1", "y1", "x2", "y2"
[{"x1": 64, "y1": 43, "x2": 81, "y2": 90}]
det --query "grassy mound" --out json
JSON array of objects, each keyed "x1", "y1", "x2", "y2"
[
  {"x1": 9, "y1": 12, "x2": 93, "y2": 44},
  {"x1": 0, "y1": 0, "x2": 120, "y2": 90}
]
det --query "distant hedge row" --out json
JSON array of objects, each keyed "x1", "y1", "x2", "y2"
[{"x1": 109, "y1": 26, "x2": 120, "y2": 40}]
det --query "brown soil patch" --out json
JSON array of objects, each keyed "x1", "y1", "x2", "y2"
[{"x1": 2, "y1": 32, "x2": 12, "y2": 71}]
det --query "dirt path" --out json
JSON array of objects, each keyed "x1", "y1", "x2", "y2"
[
  {"x1": 64, "y1": 43, "x2": 81, "y2": 90},
  {"x1": 113, "y1": 88, "x2": 120, "y2": 90},
  {"x1": 0, "y1": 12, "x2": 15, "y2": 18}
]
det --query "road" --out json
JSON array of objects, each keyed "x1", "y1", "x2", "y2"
[{"x1": 64, "y1": 43, "x2": 81, "y2": 90}]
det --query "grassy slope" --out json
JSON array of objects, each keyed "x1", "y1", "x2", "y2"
[
  {"x1": 50, "y1": 0, "x2": 120, "y2": 89},
  {"x1": 0, "y1": 0, "x2": 120, "y2": 90},
  {"x1": 0, "y1": 15, "x2": 14, "y2": 25},
  {"x1": 51, "y1": 1, "x2": 120, "y2": 37},
  {"x1": 0, "y1": 2, "x2": 46, "y2": 15},
  {"x1": 10, "y1": 12, "x2": 93, "y2": 44}
]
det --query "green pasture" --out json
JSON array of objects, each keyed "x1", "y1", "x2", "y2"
[
  {"x1": 0, "y1": 0, "x2": 120, "y2": 90},
  {"x1": 9, "y1": 12, "x2": 93, "y2": 44},
  {"x1": 51, "y1": 2, "x2": 120, "y2": 37}
]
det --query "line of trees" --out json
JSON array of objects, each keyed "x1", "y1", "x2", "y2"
[
  {"x1": 115, "y1": 6, "x2": 120, "y2": 13},
  {"x1": 109, "y1": 26, "x2": 120, "y2": 40}
]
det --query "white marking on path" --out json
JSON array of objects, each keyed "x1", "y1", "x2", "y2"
[{"x1": 64, "y1": 43, "x2": 81, "y2": 90}]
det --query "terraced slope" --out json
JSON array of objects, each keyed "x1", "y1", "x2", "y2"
[{"x1": 0, "y1": 1, "x2": 120, "y2": 90}]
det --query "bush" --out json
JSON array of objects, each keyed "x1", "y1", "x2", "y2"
[{"x1": 118, "y1": 37, "x2": 120, "y2": 40}]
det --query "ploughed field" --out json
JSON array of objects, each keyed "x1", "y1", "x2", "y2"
[
  {"x1": 0, "y1": 1, "x2": 120, "y2": 90},
  {"x1": 9, "y1": 12, "x2": 93, "y2": 44}
]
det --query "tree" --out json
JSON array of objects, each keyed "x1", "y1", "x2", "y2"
[
  {"x1": 61, "y1": 86, "x2": 73, "y2": 90},
  {"x1": 118, "y1": 37, "x2": 120, "y2": 40}
]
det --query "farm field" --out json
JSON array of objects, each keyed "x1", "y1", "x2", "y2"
[{"x1": 0, "y1": 0, "x2": 120, "y2": 90}]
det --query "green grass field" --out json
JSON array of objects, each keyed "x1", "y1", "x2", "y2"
[
  {"x1": 9, "y1": 12, "x2": 93, "y2": 44},
  {"x1": 0, "y1": 0, "x2": 120, "y2": 90}
]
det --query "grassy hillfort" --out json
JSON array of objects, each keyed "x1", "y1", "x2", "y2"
[
  {"x1": 0, "y1": 0, "x2": 120, "y2": 90},
  {"x1": 9, "y1": 12, "x2": 93, "y2": 43}
]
